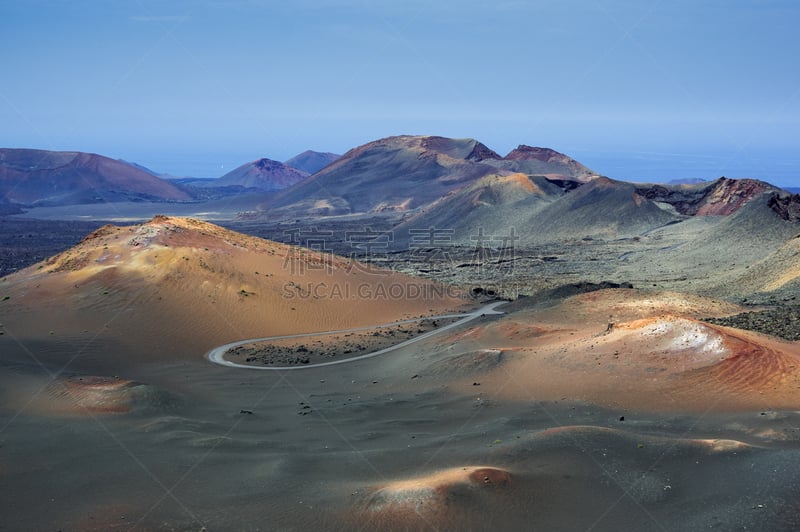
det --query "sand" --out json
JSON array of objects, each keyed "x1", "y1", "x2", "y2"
[
  {"x1": 0, "y1": 216, "x2": 469, "y2": 370},
  {"x1": 2, "y1": 350, "x2": 799, "y2": 530},
  {"x1": 444, "y1": 290, "x2": 800, "y2": 411}
]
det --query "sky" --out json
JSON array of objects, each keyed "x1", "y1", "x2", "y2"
[{"x1": 2, "y1": 0, "x2": 799, "y2": 185}]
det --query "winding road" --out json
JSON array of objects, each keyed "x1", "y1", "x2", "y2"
[{"x1": 206, "y1": 301, "x2": 506, "y2": 370}]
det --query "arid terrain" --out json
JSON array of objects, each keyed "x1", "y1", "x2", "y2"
[{"x1": 2, "y1": 136, "x2": 800, "y2": 530}]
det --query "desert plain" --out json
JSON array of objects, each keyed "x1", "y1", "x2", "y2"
[{"x1": 1, "y1": 137, "x2": 800, "y2": 530}]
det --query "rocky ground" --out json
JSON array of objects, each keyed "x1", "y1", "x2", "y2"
[
  {"x1": 705, "y1": 305, "x2": 800, "y2": 341},
  {"x1": 227, "y1": 317, "x2": 458, "y2": 366},
  {"x1": 0, "y1": 217, "x2": 108, "y2": 276}
]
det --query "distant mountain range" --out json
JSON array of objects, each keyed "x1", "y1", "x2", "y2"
[
  {"x1": 0, "y1": 149, "x2": 337, "y2": 206},
  {"x1": 284, "y1": 150, "x2": 340, "y2": 174},
  {"x1": 260, "y1": 135, "x2": 793, "y2": 247},
  {"x1": 213, "y1": 158, "x2": 309, "y2": 191},
  {"x1": 1, "y1": 139, "x2": 795, "y2": 246},
  {"x1": 0, "y1": 148, "x2": 192, "y2": 206}
]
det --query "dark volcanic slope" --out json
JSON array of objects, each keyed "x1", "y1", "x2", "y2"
[
  {"x1": 520, "y1": 177, "x2": 679, "y2": 243},
  {"x1": 395, "y1": 173, "x2": 566, "y2": 246},
  {"x1": 213, "y1": 158, "x2": 309, "y2": 191},
  {"x1": 616, "y1": 193, "x2": 800, "y2": 296},
  {"x1": 0, "y1": 148, "x2": 192, "y2": 206},
  {"x1": 284, "y1": 150, "x2": 340, "y2": 174},
  {"x1": 266, "y1": 136, "x2": 505, "y2": 216},
  {"x1": 397, "y1": 176, "x2": 678, "y2": 246},
  {"x1": 637, "y1": 177, "x2": 779, "y2": 216}
]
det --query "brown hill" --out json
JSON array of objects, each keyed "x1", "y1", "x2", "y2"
[
  {"x1": 284, "y1": 150, "x2": 340, "y2": 174},
  {"x1": 489, "y1": 145, "x2": 599, "y2": 182},
  {"x1": 0, "y1": 148, "x2": 191, "y2": 205},
  {"x1": 450, "y1": 289, "x2": 800, "y2": 410},
  {"x1": 213, "y1": 157, "x2": 309, "y2": 191},
  {"x1": 266, "y1": 136, "x2": 506, "y2": 217},
  {"x1": 0, "y1": 216, "x2": 466, "y2": 369}
]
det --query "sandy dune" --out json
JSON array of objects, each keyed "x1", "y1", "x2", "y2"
[
  {"x1": 357, "y1": 466, "x2": 512, "y2": 527},
  {"x1": 425, "y1": 289, "x2": 800, "y2": 411},
  {"x1": 42, "y1": 375, "x2": 158, "y2": 414},
  {"x1": 0, "y1": 215, "x2": 468, "y2": 369}
]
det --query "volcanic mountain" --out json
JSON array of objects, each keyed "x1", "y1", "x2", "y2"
[
  {"x1": 521, "y1": 177, "x2": 678, "y2": 241},
  {"x1": 212, "y1": 157, "x2": 309, "y2": 191},
  {"x1": 636, "y1": 177, "x2": 779, "y2": 216},
  {"x1": 284, "y1": 150, "x2": 340, "y2": 174},
  {"x1": 396, "y1": 176, "x2": 678, "y2": 246},
  {"x1": 266, "y1": 136, "x2": 504, "y2": 216},
  {"x1": 392, "y1": 162, "x2": 795, "y2": 249},
  {"x1": 486, "y1": 145, "x2": 599, "y2": 182},
  {"x1": 393, "y1": 172, "x2": 564, "y2": 246},
  {"x1": 266, "y1": 136, "x2": 601, "y2": 218},
  {"x1": 0, "y1": 216, "x2": 465, "y2": 368},
  {"x1": 0, "y1": 148, "x2": 192, "y2": 206}
]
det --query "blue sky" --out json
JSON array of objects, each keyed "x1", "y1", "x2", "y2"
[{"x1": 2, "y1": 0, "x2": 799, "y2": 184}]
